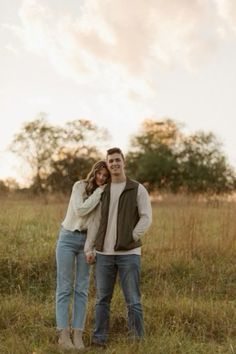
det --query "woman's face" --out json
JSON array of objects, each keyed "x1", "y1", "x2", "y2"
[{"x1": 95, "y1": 167, "x2": 109, "y2": 186}]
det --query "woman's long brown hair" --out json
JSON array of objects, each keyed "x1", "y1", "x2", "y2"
[{"x1": 85, "y1": 160, "x2": 110, "y2": 196}]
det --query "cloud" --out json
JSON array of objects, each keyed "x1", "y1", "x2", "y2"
[
  {"x1": 26, "y1": 96, "x2": 51, "y2": 106},
  {"x1": 5, "y1": 44, "x2": 20, "y2": 56},
  {"x1": 215, "y1": 0, "x2": 236, "y2": 34},
  {"x1": 7, "y1": 0, "x2": 236, "y2": 96}
]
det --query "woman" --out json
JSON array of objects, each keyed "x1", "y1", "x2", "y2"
[{"x1": 56, "y1": 160, "x2": 110, "y2": 350}]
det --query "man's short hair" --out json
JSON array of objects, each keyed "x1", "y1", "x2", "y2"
[{"x1": 106, "y1": 147, "x2": 125, "y2": 161}]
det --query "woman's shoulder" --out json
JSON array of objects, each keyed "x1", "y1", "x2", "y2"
[{"x1": 73, "y1": 180, "x2": 87, "y2": 189}]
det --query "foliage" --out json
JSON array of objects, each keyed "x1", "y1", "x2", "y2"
[
  {"x1": 10, "y1": 114, "x2": 109, "y2": 194},
  {"x1": 131, "y1": 118, "x2": 183, "y2": 150},
  {"x1": 46, "y1": 148, "x2": 98, "y2": 193},
  {"x1": 126, "y1": 119, "x2": 236, "y2": 194},
  {"x1": 8, "y1": 114, "x2": 236, "y2": 195},
  {"x1": 10, "y1": 112, "x2": 62, "y2": 194},
  {"x1": 64, "y1": 119, "x2": 108, "y2": 148},
  {"x1": 127, "y1": 146, "x2": 181, "y2": 191},
  {"x1": 127, "y1": 119, "x2": 183, "y2": 191},
  {"x1": 178, "y1": 132, "x2": 235, "y2": 194},
  {"x1": 0, "y1": 181, "x2": 8, "y2": 195},
  {"x1": 2, "y1": 178, "x2": 19, "y2": 191}
]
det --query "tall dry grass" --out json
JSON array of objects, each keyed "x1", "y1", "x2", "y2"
[{"x1": 0, "y1": 195, "x2": 235, "y2": 353}]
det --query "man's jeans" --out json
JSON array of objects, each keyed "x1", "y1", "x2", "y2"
[
  {"x1": 56, "y1": 227, "x2": 89, "y2": 329},
  {"x1": 93, "y1": 254, "x2": 144, "y2": 343}
]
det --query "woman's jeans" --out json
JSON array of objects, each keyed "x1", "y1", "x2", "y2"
[
  {"x1": 93, "y1": 254, "x2": 144, "y2": 343},
  {"x1": 56, "y1": 227, "x2": 89, "y2": 329}
]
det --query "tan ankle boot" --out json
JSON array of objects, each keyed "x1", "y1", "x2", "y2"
[
  {"x1": 73, "y1": 329, "x2": 85, "y2": 349},
  {"x1": 58, "y1": 328, "x2": 74, "y2": 349}
]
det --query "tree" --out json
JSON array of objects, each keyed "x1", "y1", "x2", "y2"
[
  {"x1": 0, "y1": 180, "x2": 8, "y2": 195},
  {"x1": 64, "y1": 119, "x2": 109, "y2": 152},
  {"x1": 10, "y1": 113, "x2": 62, "y2": 194},
  {"x1": 126, "y1": 118, "x2": 236, "y2": 194},
  {"x1": 46, "y1": 148, "x2": 99, "y2": 193},
  {"x1": 3, "y1": 178, "x2": 19, "y2": 191},
  {"x1": 45, "y1": 119, "x2": 109, "y2": 193},
  {"x1": 126, "y1": 118, "x2": 183, "y2": 191},
  {"x1": 178, "y1": 132, "x2": 236, "y2": 194},
  {"x1": 130, "y1": 118, "x2": 183, "y2": 151},
  {"x1": 10, "y1": 115, "x2": 110, "y2": 194}
]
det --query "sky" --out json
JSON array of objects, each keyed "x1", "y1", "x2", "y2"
[{"x1": 1, "y1": 0, "x2": 236, "y2": 185}]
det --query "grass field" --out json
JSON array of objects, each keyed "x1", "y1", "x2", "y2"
[{"x1": 0, "y1": 194, "x2": 235, "y2": 354}]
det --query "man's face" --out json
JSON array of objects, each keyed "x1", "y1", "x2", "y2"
[{"x1": 106, "y1": 153, "x2": 125, "y2": 176}]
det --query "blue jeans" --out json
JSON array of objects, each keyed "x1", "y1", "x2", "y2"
[
  {"x1": 56, "y1": 227, "x2": 89, "y2": 329},
  {"x1": 93, "y1": 254, "x2": 144, "y2": 343}
]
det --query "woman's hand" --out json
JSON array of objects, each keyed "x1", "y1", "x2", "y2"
[
  {"x1": 86, "y1": 252, "x2": 96, "y2": 264},
  {"x1": 99, "y1": 184, "x2": 107, "y2": 191}
]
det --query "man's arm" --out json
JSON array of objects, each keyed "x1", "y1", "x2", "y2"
[{"x1": 132, "y1": 184, "x2": 152, "y2": 241}]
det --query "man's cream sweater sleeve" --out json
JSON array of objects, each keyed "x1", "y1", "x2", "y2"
[{"x1": 132, "y1": 184, "x2": 152, "y2": 241}]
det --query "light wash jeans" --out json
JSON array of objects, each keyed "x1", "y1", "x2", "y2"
[
  {"x1": 56, "y1": 227, "x2": 89, "y2": 329},
  {"x1": 92, "y1": 254, "x2": 144, "y2": 344}
]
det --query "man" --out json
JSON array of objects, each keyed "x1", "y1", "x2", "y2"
[{"x1": 85, "y1": 147, "x2": 152, "y2": 346}]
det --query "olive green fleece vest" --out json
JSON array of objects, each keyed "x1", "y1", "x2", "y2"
[{"x1": 95, "y1": 178, "x2": 142, "y2": 252}]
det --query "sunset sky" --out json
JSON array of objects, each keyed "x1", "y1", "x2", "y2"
[{"x1": 1, "y1": 0, "x2": 236, "y2": 185}]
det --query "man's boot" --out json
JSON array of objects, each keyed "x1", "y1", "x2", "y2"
[
  {"x1": 73, "y1": 329, "x2": 85, "y2": 350},
  {"x1": 58, "y1": 328, "x2": 74, "y2": 349}
]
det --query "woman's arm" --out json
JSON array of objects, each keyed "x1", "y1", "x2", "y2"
[{"x1": 71, "y1": 181, "x2": 104, "y2": 217}]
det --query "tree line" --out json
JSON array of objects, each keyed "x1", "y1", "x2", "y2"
[{"x1": 1, "y1": 113, "x2": 235, "y2": 195}]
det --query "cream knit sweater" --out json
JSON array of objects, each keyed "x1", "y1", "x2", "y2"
[{"x1": 62, "y1": 180, "x2": 104, "y2": 232}]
